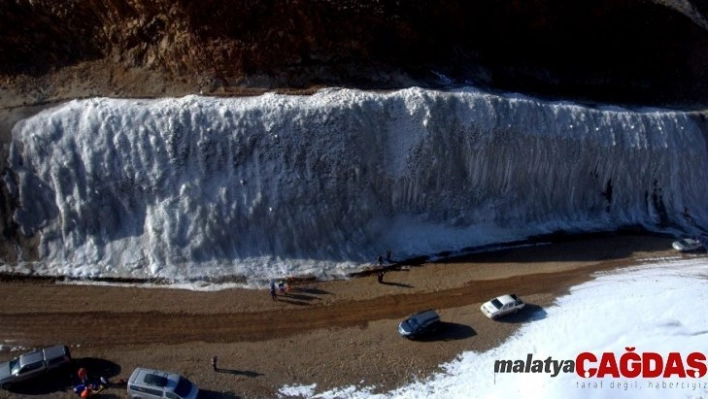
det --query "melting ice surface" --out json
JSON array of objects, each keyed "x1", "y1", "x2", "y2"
[
  {"x1": 5, "y1": 87, "x2": 708, "y2": 283},
  {"x1": 279, "y1": 257, "x2": 708, "y2": 398}
]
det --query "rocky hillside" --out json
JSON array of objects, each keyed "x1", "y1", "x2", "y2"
[{"x1": 2, "y1": 0, "x2": 708, "y2": 107}]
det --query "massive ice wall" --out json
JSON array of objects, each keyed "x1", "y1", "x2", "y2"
[{"x1": 6, "y1": 88, "x2": 708, "y2": 281}]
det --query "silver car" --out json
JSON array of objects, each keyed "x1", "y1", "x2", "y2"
[
  {"x1": 672, "y1": 238, "x2": 703, "y2": 252},
  {"x1": 398, "y1": 309, "x2": 441, "y2": 339},
  {"x1": 127, "y1": 367, "x2": 199, "y2": 399},
  {"x1": 0, "y1": 345, "x2": 72, "y2": 389}
]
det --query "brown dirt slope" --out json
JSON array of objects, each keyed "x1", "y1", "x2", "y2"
[{"x1": 2, "y1": 0, "x2": 708, "y2": 106}]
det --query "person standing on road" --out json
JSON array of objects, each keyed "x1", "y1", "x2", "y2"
[
  {"x1": 211, "y1": 356, "x2": 218, "y2": 371},
  {"x1": 377, "y1": 271, "x2": 385, "y2": 284}
]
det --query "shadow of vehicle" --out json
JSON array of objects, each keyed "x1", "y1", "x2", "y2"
[
  {"x1": 73, "y1": 357, "x2": 122, "y2": 380},
  {"x1": 677, "y1": 248, "x2": 708, "y2": 255},
  {"x1": 198, "y1": 389, "x2": 240, "y2": 399},
  {"x1": 2, "y1": 364, "x2": 75, "y2": 395},
  {"x1": 415, "y1": 322, "x2": 477, "y2": 342},
  {"x1": 495, "y1": 304, "x2": 547, "y2": 324}
]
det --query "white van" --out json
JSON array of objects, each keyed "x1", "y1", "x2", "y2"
[{"x1": 127, "y1": 368, "x2": 199, "y2": 399}]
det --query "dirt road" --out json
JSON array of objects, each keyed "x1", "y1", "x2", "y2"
[{"x1": 0, "y1": 235, "x2": 678, "y2": 398}]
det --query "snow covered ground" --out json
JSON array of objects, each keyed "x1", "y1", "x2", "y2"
[{"x1": 280, "y1": 256, "x2": 708, "y2": 398}]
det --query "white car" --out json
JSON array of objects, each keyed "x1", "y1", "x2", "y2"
[
  {"x1": 672, "y1": 238, "x2": 703, "y2": 252},
  {"x1": 127, "y1": 368, "x2": 199, "y2": 399},
  {"x1": 481, "y1": 294, "x2": 525, "y2": 319}
]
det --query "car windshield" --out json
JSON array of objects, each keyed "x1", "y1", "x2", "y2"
[
  {"x1": 490, "y1": 299, "x2": 503, "y2": 309},
  {"x1": 407, "y1": 318, "x2": 420, "y2": 329},
  {"x1": 9, "y1": 359, "x2": 20, "y2": 375},
  {"x1": 173, "y1": 377, "x2": 193, "y2": 398},
  {"x1": 144, "y1": 373, "x2": 169, "y2": 387}
]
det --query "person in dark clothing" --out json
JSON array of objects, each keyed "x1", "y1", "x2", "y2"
[
  {"x1": 377, "y1": 255, "x2": 383, "y2": 265},
  {"x1": 211, "y1": 356, "x2": 218, "y2": 371},
  {"x1": 270, "y1": 280, "x2": 277, "y2": 300},
  {"x1": 377, "y1": 271, "x2": 385, "y2": 283}
]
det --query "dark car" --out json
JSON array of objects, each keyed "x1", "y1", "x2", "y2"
[
  {"x1": 0, "y1": 345, "x2": 72, "y2": 389},
  {"x1": 398, "y1": 309, "x2": 441, "y2": 339}
]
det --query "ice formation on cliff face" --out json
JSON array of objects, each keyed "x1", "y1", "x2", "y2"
[{"x1": 6, "y1": 87, "x2": 708, "y2": 281}]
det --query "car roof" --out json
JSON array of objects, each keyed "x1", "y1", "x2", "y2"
[
  {"x1": 130, "y1": 367, "x2": 181, "y2": 390},
  {"x1": 496, "y1": 294, "x2": 520, "y2": 305},
  {"x1": 19, "y1": 350, "x2": 43, "y2": 366},
  {"x1": 409, "y1": 309, "x2": 439, "y2": 322},
  {"x1": 43, "y1": 345, "x2": 69, "y2": 359}
]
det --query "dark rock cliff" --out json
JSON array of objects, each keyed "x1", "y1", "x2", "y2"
[{"x1": 2, "y1": 0, "x2": 708, "y2": 106}]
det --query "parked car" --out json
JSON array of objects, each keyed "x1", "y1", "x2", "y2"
[
  {"x1": 398, "y1": 309, "x2": 441, "y2": 339},
  {"x1": 127, "y1": 367, "x2": 199, "y2": 399},
  {"x1": 672, "y1": 238, "x2": 703, "y2": 252},
  {"x1": 0, "y1": 345, "x2": 72, "y2": 389},
  {"x1": 481, "y1": 294, "x2": 526, "y2": 319}
]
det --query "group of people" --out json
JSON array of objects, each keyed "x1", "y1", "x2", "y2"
[
  {"x1": 377, "y1": 250, "x2": 393, "y2": 266},
  {"x1": 269, "y1": 278, "x2": 292, "y2": 300},
  {"x1": 73, "y1": 368, "x2": 108, "y2": 397},
  {"x1": 268, "y1": 250, "x2": 395, "y2": 298}
]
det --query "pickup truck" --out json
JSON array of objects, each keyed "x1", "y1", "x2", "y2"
[{"x1": 0, "y1": 345, "x2": 72, "y2": 389}]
